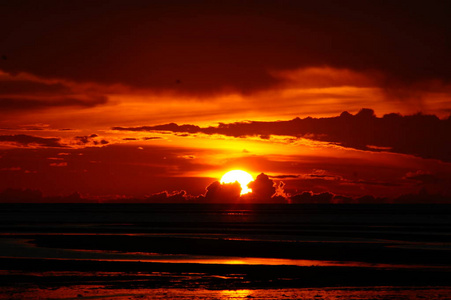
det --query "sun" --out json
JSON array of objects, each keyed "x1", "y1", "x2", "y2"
[{"x1": 220, "y1": 170, "x2": 254, "y2": 195}]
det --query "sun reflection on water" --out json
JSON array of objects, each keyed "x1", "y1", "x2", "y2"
[{"x1": 219, "y1": 289, "x2": 253, "y2": 299}]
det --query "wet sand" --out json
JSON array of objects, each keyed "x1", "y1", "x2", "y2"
[
  {"x1": 1, "y1": 257, "x2": 451, "y2": 299},
  {"x1": 1, "y1": 256, "x2": 451, "y2": 287},
  {"x1": 1, "y1": 204, "x2": 450, "y2": 298},
  {"x1": 2, "y1": 286, "x2": 451, "y2": 300}
]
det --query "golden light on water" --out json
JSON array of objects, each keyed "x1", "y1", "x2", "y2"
[{"x1": 219, "y1": 290, "x2": 253, "y2": 299}]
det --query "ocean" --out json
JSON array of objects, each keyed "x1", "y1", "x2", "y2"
[{"x1": 1, "y1": 204, "x2": 450, "y2": 299}]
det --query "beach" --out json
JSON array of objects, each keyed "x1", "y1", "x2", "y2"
[{"x1": 1, "y1": 204, "x2": 450, "y2": 299}]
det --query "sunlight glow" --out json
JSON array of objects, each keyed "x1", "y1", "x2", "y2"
[
  {"x1": 220, "y1": 170, "x2": 254, "y2": 195},
  {"x1": 219, "y1": 290, "x2": 252, "y2": 299}
]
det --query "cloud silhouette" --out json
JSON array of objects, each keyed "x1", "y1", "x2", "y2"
[
  {"x1": 247, "y1": 173, "x2": 277, "y2": 201},
  {"x1": 404, "y1": 170, "x2": 439, "y2": 185},
  {"x1": 114, "y1": 109, "x2": 451, "y2": 162},
  {"x1": 74, "y1": 134, "x2": 109, "y2": 146},
  {"x1": 0, "y1": 134, "x2": 64, "y2": 147},
  {"x1": 145, "y1": 190, "x2": 189, "y2": 203},
  {"x1": 291, "y1": 191, "x2": 335, "y2": 204},
  {"x1": 205, "y1": 181, "x2": 241, "y2": 203},
  {"x1": 2, "y1": 185, "x2": 451, "y2": 204}
]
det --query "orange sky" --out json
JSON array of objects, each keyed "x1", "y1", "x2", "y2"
[{"x1": 1, "y1": 1, "x2": 451, "y2": 202}]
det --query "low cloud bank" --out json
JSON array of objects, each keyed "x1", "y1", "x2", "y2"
[{"x1": 2, "y1": 173, "x2": 450, "y2": 204}]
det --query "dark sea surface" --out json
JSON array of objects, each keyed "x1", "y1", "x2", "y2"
[{"x1": 1, "y1": 203, "x2": 450, "y2": 299}]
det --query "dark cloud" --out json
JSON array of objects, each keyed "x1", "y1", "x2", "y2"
[
  {"x1": 307, "y1": 174, "x2": 342, "y2": 180},
  {"x1": 205, "y1": 181, "x2": 241, "y2": 203},
  {"x1": 2, "y1": 185, "x2": 451, "y2": 204},
  {"x1": 291, "y1": 191, "x2": 335, "y2": 204},
  {"x1": 0, "y1": 72, "x2": 108, "y2": 112},
  {"x1": 289, "y1": 191, "x2": 390, "y2": 204},
  {"x1": 0, "y1": 80, "x2": 69, "y2": 94},
  {"x1": 331, "y1": 195, "x2": 356, "y2": 204},
  {"x1": 404, "y1": 170, "x2": 439, "y2": 185},
  {"x1": 0, "y1": 96, "x2": 108, "y2": 111},
  {"x1": 74, "y1": 136, "x2": 90, "y2": 144},
  {"x1": 269, "y1": 174, "x2": 300, "y2": 179},
  {"x1": 145, "y1": 173, "x2": 289, "y2": 203},
  {"x1": 0, "y1": 124, "x2": 47, "y2": 131},
  {"x1": 144, "y1": 190, "x2": 189, "y2": 203},
  {"x1": 0, "y1": 134, "x2": 63, "y2": 147},
  {"x1": 113, "y1": 123, "x2": 202, "y2": 134},
  {"x1": 354, "y1": 195, "x2": 387, "y2": 204},
  {"x1": 351, "y1": 180, "x2": 400, "y2": 187},
  {"x1": 74, "y1": 134, "x2": 109, "y2": 146},
  {"x1": 248, "y1": 173, "x2": 277, "y2": 201},
  {"x1": 393, "y1": 188, "x2": 451, "y2": 204},
  {"x1": 1, "y1": 1, "x2": 451, "y2": 94},
  {"x1": 115, "y1": 109, "x2": 451, "y2": 162},
  {"x1": 0, "y1": 188, "x2": 94, "y2": 203}
]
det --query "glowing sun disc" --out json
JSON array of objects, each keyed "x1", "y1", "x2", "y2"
[{"x1": 220, "y1": 170, "x2": 254, "y2": 195}]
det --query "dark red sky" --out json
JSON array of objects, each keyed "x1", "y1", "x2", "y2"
[{"x1": 1, "y1": 1, "x2": 450, "y2": 202}]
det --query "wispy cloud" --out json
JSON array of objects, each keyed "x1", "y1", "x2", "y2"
[{"x1": 0, "y1": 134, "x2": 64, "y2": 148}]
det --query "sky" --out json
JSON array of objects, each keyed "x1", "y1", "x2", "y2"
[{"x1": 1, "y1": 0, "x2": 451, "y2": 203}]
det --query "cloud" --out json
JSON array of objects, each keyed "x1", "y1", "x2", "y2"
[
  {"x1": 141, "y1": 173, "x2": 288, "y2": 203},
  {"x1": 404, "y1": 170, "x2": 439, "y2": 185},
  {"x1": 306, "y1": 174, "x2": 342, "y2": 181},
  {"x1": 0, "y1": 188, "x2": 93, "y2": 203},
  {"x1": 73, "y1": 134, "x2": 109, "y2": 146},
  {"x1": 0, "y1": 134, "x2": 64, "y2": 147},
  {"x1": 350, "y1": 180, "x2": 400, "y2": 187},
  {"x1": 247, "y1": 173, "x2": 277, "y2": 201},
  {"x1": 144, "y1": 190, "x2": 190, "y2": 203},
  {"x1": 291, "y1": 191, "x2": 335, "y2": 204},
  {"x1": 114, "y1": 109, "x2": 451, "y2": 162},
  {"x1": 205, "y1": 181, "x2": 241, "y2": 203},
  {"x1": 2, "y1": 183, "x2": 451, "y2": 204},
  {"x1": 0, "y1": 71, "x2": 108, "y2": 112},
  {"x1": 0, "y1": 96, "x2": 108, "y2": 111},
  {"x1": 269, "y1": 174, "x2": 300, "y2": 179},
  {"x1": 1, "y1": 2, "x2": 451, "y2": 95}
]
